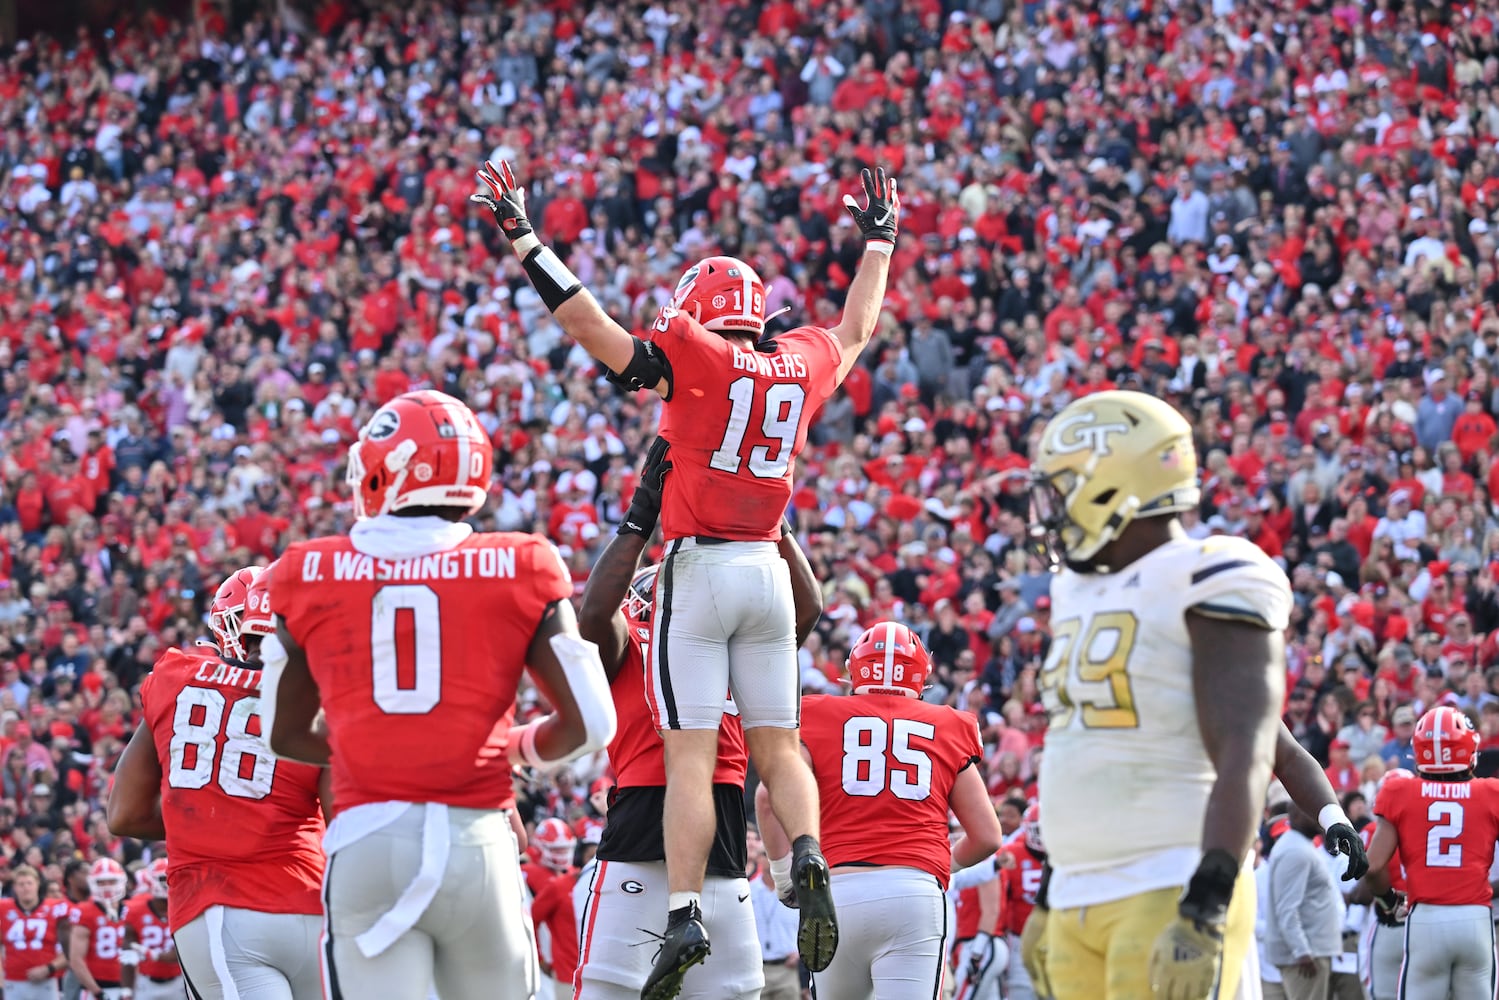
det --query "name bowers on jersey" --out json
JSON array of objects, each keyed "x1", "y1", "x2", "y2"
[
  {"x1": 731, "y1": 345, "x2": 808, "y2": 380},
  {"x1": 305, "y1": 548, "x2": 519, "y2": 583}
]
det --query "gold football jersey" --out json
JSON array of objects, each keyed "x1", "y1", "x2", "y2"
[{"x1": 1037, "y1": 535, "x2": 1292, "y2": 909}]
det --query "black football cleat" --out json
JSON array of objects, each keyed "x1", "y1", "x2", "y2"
[
  {"x1": 792, "y1": 836, "x2": 839, "y2": 972},
  {"x1": 641, "y1": 902, "x2": 711, "y2": 1000}
]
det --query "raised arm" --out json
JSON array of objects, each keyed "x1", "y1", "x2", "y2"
[
  {"x1": 578, "y1": 437, "x2": 672, "y2": 676},
  {"x1": 828, "y1": 168, "x2": 900, "y2": 383},
  {"x1": 778, "y1": 520, "x2": 824, "y2": 645},
  {"x1": 472, "y1": 160, "x2": 670, "y2": 396},
  {"x1": 106, "y1": 723, "x2": 166, "y2": 840}
]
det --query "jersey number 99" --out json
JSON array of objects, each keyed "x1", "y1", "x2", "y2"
[{"x1": 1040, "y1": 611, "x2": 1141, "y2": 729}]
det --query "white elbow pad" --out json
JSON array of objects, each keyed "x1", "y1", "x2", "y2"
[
  {"x1": 118, "y1": 945, "x2": 141, "y2": 967},
  {"x1": 258, "y1": 625, "x2": 288, "y2": 757},
  {"x1": 549, "y1": 633, "x2": 616, "y2": 756}
]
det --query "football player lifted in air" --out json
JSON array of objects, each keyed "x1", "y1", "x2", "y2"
[
  {"x1": 109, "y1": 565, "x2": 329, "y2": 1000},
  {"x1": 264, "y1": 389, "x2": 617, "y2": 1000},
  {"x1": 473, "y1": 159, "x2": 899, "y2": 998},
  {"x1": 1014, "y1": 390, "x2": 1366, "y2": 1000},
  {"x1": 572, "y1": 438, "x2": 823, "y2": 1000}
]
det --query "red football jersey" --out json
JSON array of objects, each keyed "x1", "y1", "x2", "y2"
[
  {"x1": 0, "y1": 898, "x2": 60, "y2": 980},
  {"x1": 800, "y1": 694, "x2": 982, "y2": 888},
  {"x1": 521, "y1": 861, "x2": 552, "y2": 901},
  {"x1": 1000, "y1": 841, "x2": 1047, "y2": 934},
  {"x1": 608, "y1": 623, "x2": 746, "y2": 788},
  {"x1": 649, "y1": 315, "x2": 841, "y2": 541},
  {"x1": 273, "y1": 532, "x2": 571, "y2": 813},
  {"x1": 1360, "y1": 822, "x2": 1406, "y2": 894},
  {"x1": 141, "y1": 647, "x2": 326, "y2": 928},
  {"x1": 954, "y1": 884, "x2": 979, "y2": 940},
  {"x1": 1375, "y1": 775, "x2": 1499, "y2": 906},
  {"x1": 67, "y1": 902, "x2": 124, "y2": 984},
  {"x1": 123, "y1": 897, "x2": 178, "y2": 981},
  {"x1": 530, "y1": 869, "x2": 579, "y2": 984}
]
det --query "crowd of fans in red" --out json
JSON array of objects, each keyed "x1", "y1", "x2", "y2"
[{"x1": 0, "y1": 0, "x2": 1497, "y2": 865}]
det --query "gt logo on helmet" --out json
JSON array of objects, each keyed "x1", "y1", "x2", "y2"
[{"x1": 1048, "y1": 411, "x2": 1131, "y2": 456}]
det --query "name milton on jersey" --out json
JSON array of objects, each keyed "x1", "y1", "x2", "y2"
[
  {"x1": 1423, "y1": 781, "x2": 1473, "y2": 799},
  {"x1": 301, "y1": 548, "x2": 519, "y2": 583},
  {"x1": 731, "y1": 345, "x2": 809, "y2": 379}
]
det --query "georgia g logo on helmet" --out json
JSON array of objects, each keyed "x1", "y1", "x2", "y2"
[
  {"x1": 1047, "y1": 410, "x2": 1132, "y2": 456},
  {"x1": 366, "y1": 408, "x2": 401, "y2": 441}
]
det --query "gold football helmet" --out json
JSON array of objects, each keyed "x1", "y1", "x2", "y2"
[{"x1": 1031, "y1": 390, "x2": 1200, "y2": 567}]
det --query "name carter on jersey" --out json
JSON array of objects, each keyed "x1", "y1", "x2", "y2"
[
  {"x1": 731, "y1": 346, "x2": 808, "y2": 379},
  {"x1": 306, "y1": 548, "x2": 519, "y2": 583},
  {"x1": 191, "y1": 660, "x2": 261, "y2": 690}
]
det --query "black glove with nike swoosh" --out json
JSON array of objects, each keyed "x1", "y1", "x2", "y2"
[
  {"x1": 842, "y1": 166, "x2": 900, "y2": 254},
  {"x1": 618, "y1": 436, "x2": 671, "y2": 538},
  {"x1": 1325, "y1": 821, "x2": 1369, "y2": 880}
]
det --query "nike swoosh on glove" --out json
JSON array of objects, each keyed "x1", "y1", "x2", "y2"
[
  {"x1": 1324, "y1": 822, "x2": 1369, "y2": 880},
  {"x1": 1148, "y1": 915, "x2": 1224, "y2": 1000},
  {"x1": 841, "y1": 166, "x2": 900, "y2": 253}
]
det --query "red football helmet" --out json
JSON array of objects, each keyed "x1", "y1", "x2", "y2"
[
  {"x1": 623, "y1": 565, "x2": 658, "y2": 623},
  {"x1": 142, "y1": 857, "x2": 169, "y2": 899},
  {"x1": 846, "y1": 622, "x2": 931, "y2": 698},
  {"x1": 347, "y1": 390, "x2": 492, "y2": 519},
  {"x1": 535, "y1": 818, "x2": 576, "y2": 871},
  {"x1": 669, "y1": 256, "x2": 767, "y2": 337},
  {"x1": 209, "y1": 567, "x2": 263, "y2": 662},
  {"x1": 1414, "y1": 706, "x2": 1479, "y2": 775},
  {"x1": 241, "y1": 560, "x2": 276, "y2": 638},
  {"x1": 1023, "y1": 803, "x2": 1045, "y2": 854},
  {"x1": 88, "y1": 858, "x2": 128, "y2": 908}
]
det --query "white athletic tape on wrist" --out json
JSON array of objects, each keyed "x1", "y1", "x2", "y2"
[
  {"x1": 510, "y1": 635, "x2": 616, "y2": 771},
  {"x1": 865, "y1": 240, "x2": 895, "y2": 256},
  {"x1": 1319, "y1": 804, "x2": 1352, "y2": 832},
  {"x1": 769, "y1": 853, "x2": 794, "y2": 898}
]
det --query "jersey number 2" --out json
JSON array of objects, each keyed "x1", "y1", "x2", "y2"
[
  {"x1": 1427, "y1": 801, "x2": 1464, "y2": 867},
  {"x1": 168, "y1": 687, "x2": 276, "y2": 799},
  {"x1": 709, "y1": 377, "x2": 806, "y2": 479},
  {"x1": 840, "y1": 717, "x2": 935, "y2": 801}
]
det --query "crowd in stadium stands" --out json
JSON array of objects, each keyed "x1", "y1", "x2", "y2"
[{"x1": 0, "y1": 0, "x2": 1497, "y2": 886}]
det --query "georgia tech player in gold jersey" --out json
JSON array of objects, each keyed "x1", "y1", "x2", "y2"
[{"x1": 1026, "y1": 390, "x2": 1290, "y2": 1000}]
